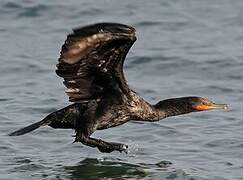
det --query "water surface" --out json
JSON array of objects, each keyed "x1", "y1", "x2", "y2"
[{"x1": 1, "y1": 0, "x2": 243, "y2": 179}]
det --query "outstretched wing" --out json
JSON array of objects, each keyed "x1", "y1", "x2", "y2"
[{"x1": 56, "y1": 23, "x2": 136, "y2": 102}]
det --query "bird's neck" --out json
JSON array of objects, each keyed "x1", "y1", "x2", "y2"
[
  {"x1": 128, "y1": 92, "x2": 196, "y2": 121},
  {"x1": 128, "y1": 91, "x2": 166, "y2": 121},
  {"x1": 153, "y1": 97, "x2": 196, "y2": 119}
]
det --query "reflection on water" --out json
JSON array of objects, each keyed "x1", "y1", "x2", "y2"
[
  {"x1": 63, "y1": 158, "x2": 146, "y2": 180},
  {"x1": 61, "y1": 158, "x2": 206, "y2": 180},
  {"x1": 5, "y1": 156, "x2": 217, "y2": 180}
]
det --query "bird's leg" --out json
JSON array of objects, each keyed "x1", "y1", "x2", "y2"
[{"x1": 75, "y1": 134, "x2": 128, "y2": 153}]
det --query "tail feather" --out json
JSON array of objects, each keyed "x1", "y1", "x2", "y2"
[
  {"x1": 9, "y1": 115, "x2": 52, "y2": 136},
  {"x1": 9, "y1": 104, "x2": 81, "y2": 136},
  {"x1": 8, "y1": 120, "x2": 50, "y2": 136}
]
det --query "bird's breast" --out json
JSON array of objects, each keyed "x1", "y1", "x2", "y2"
[{"x1": 96, "y1": 111, "x2": 130, "y2": 130}]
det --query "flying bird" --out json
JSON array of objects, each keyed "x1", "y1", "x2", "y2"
[{"x1": 9, "y1": 23, "x2": 228, "y2": 153}]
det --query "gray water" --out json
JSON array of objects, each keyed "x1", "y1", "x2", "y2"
[{"x1": 0, "y1": 0, "x2": 243, "y2": 179}]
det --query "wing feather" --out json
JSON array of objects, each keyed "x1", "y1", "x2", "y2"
[{"x1": 56, "y1": 23, "x2": 136, "y2": 102}]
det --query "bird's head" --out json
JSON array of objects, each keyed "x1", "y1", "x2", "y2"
[
  {"x1": 187, "y1": 97, "x2": 229, "y2": 112},
  {"x1": 155, "y1": 96, "x2": 229, "y2": 118}
]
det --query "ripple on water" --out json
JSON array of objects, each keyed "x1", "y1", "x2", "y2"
[
  {"x1": 1, "y1": 2, "x2": 50, "y2": 18},
  {"x1": 3, "y1": 2, "x2": 22, "y2": 8}
]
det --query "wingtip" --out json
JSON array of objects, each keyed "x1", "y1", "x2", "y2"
[{"x1": 71, "y1": 22, "x2": 136, "y2": 39}]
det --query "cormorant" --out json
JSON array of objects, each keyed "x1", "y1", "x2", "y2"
[{"x1": 9, "y1": 23, "x2": 229, "y2": 153}]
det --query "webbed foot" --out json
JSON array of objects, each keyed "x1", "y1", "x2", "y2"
[
  {"x1": 76, "y1": 134, "x2": 128, "y2": 153},
  {"x1": 97, "y1": 141, "x2": 128, "y2": 153}
]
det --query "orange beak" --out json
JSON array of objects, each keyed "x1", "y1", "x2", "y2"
[{"x1": 194, "y1": 103, "x2": 229, "y2": 111}]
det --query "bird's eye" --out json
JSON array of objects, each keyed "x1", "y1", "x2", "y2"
[{"x1": 202, "y1": 99, "x2": 212, "y2": 105}]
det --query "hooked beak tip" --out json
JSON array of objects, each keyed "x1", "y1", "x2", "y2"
[
  {"x1": 222, "y1": 104, "x2": 230, "y2": 111},
  {"x1": 211, "y1": 103, "x2": 229, "y2": 111},
  {"x1": 194, "y1": 103, "x2": 229, "y2": 111}
]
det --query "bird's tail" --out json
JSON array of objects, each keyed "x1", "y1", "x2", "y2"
[
  {"x1": 9, "y1": 104, "x2": 82, "y2": 136},
  {"x1": 8, "y1": 113, "x2": 54, "y2": 136}
]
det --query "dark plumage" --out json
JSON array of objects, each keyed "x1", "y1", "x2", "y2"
[{"x1": 9, "y1": 23, "x2": 228, "y2": 153}]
